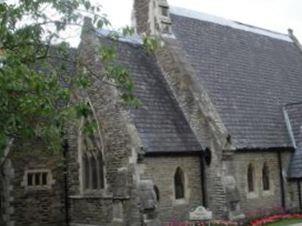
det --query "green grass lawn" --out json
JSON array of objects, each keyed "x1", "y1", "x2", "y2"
[{"x1": 266, "y1": 218, "x2": 302, "y2": 226}]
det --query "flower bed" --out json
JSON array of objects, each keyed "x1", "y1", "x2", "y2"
[
  {"x1": 164, "y1": 220, "x2": 239, "y2": 226},
  {"x1": 164, "y1": 207, "x2": 302, "y2": 226},
  {"x1": 250, "y1": 213, "x2": 302, "y2": 226}
]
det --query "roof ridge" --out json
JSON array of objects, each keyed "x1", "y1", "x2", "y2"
[
  {"x1": 170, "y1": 6, "x2": 292, "y2": 42},
  {"x1": 234, "y1": 20, "x2": 288, "y2": 36},
  {"x1": 96, "y1": 29, "x2": 143, "y2": 45},
  {"x1": 284, "y1": 101, "x2": 302, "y2": 108}
]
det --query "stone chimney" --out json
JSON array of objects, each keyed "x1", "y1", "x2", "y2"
[{"x1": 132, "y1": 0, "x2": 172, "y2": 35}]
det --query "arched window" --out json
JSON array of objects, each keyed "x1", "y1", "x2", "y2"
[
  {"x1": 98, "y1": 153, "x2": 104, "y2": 189},
  {"x1": 174, "y1": 167, "x2": 185, "y2": 199},
  {"x1": 154, "y1": 185, "x2": 160, "y2": 202},
  {"x1": 91, "y1": 156, "x2": 98, "y2": 189},
  {"x1": 82, "y1": 138, "x2": 105, "y2": 190},
  {"x1": 262, "y1": 163, "x2": 270, "y2": 191},
  {"x1": 80, "y1": 102, "x2": 105, "y2": 191},
  {"x1": 247, "y1": 163, "x2": 254, "y2": 192},
  {"x1": 83, "y1": 155, "x2": 90, "y2": 189}
]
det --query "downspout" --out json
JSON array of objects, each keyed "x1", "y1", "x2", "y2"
[
  {"x1": 297, "y1": 181, "x2": 302, "y2": 210},
  {"x1": 277, "y1": 151, "x2": 286, "y2": 209},
  {"x1": 199, "y1": 151, "x2": 207, "y2": 207},
  {"x1": 283, "y1": 107, "x2": 296, "y2": 149},
  {"x1": 280, "y1": 106, "x2": 298, "y2": 210},
  {"x1": 287, "y1": 30, "x2": 302, "y2": 212},
  {"x1": 63, "y1": 139, "x2": 70, "y2": 226}
]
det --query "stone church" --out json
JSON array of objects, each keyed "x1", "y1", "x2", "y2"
[{"x1": 2, "y1": 0, "x2": 302, "y2": 225}]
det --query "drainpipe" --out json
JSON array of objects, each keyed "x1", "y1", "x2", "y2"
[
  {"x1": 277, "y1": 151, "x2": 286, "y2": 210},
  {"x1": 281, "y1": 106, "x2": 299, "y2": 211},
  {"x1": 63, "y1": 139, "x2": 70, "y2": 226},
  {"x1": 283, "y1": 102, "x2": 302, "y2": 212},
  {"x1": 199, "y1": 151, "x2": 207, "y2": 207},
  {"x1": 283, "y1": 107, "x2": 297, "y2": 149},
  {"x1": 298, "y1": 181, "x2": 302, "y2": 210}
]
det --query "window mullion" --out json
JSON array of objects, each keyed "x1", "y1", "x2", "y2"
[
  {"x1": 88, "y1": 154, "x2": 92, "y2": 189},
  {"x1": 96, "y1": 155, "x2": 100, "y2": 189}
]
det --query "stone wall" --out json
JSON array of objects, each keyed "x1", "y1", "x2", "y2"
[
  {"x1": 0, "y1": 177, "x2": 4, "y2": 225},
  {"x1": 282, "y1": 152, "x2": 301, "y2": 209},
  {"x1": 3, "y1": 141, "x2": 66, "y2": 226},
  {"x1": 232, "y1": 151, "x2": 300, "y2": 216},
  {"x1": 1, "y1": 158, "x2": 15, "y2": 226},
  {"x1": 67, "y1": 18, "x2": 144, "y2": 226},
  {"x1": 133, "y1": 0, "x2": 238, "y2": 219},
  {"x1": 141, "y1": 155, "x2": 203, "y2": 223},
  {"x1": 69, "y1": 197, "x2": 113, "y2": 225},
  {"x1": 154, "y1": 36, "x2": 231, "y2": 218}
]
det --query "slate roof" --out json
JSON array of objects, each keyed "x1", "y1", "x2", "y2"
[
  {"x1": 35, "y1": 47, "x2": 78, "y2": 88},
  {"x1": 170, "y1": 9, "x2": 302, "y2": 149},
  {"x1": 97, "y1": 36, "x2": 202, "y2": 153}
]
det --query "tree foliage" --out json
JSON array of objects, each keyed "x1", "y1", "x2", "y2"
[{"x1": 0, "y1": 0, "x2": 156, "y2": 158}]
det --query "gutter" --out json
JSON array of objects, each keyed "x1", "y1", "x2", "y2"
[
  {"x1": 279, "y1": 106, "x2": 298, "y2": 210},
  {"x1": 199, "y1": 151, "x2": 207, "y2": 207},
  {"x1": 277, "y1": 151, "x2": 286, "y2": 209},
  {"x1": 298, "y1": 181, "x2": 302, "y2": 210},
  {"x1": 282, "y1": 105, "x2": 302, "y2": 209},
  {"x1": 282, "y1": 107, "x2": 297, "y2": 149},
  {"x1": 144, "y1": 150, "x2": 202, "y2": 157},
  {"x1": 284, "y1": 36, "x2": 302, "y2": 208}
]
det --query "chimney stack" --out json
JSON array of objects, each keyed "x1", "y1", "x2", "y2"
[{"x1": 132, "y1": 0, "x2": 172, "y2": 35}]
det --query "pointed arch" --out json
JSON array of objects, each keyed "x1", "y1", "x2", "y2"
[
  {"x1": 247, "y1": 163, "x2": 255, "y2": 192},
  {"x1": 97, "y1": 152, "x2": 105, "y2": 189},
  {"x1": 79, "y1": 98, "x2": 106, "y2": 191},
  {"x1": 262, "y1": 162, "x2": 270, "y2": 191},
  {"x1": 91, "y1": 156, "x2": 98, "y2": 189},
  {"x1": 153, "y1": 185, "x2": 160, "y2": 202},
  {"x1": 83, "y1": 154, "x2": 90, "y2": 189},
  {"x1": 174, "y1": 167, "x2": 185, "y2": 199}
]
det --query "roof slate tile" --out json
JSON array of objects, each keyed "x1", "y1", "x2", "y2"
[
  {"x1": 97, "y1": 36, "x2": 202, "y2": 153},
  {"x1": 171, "y1": 13, "x2": 302, "y2": 149}
]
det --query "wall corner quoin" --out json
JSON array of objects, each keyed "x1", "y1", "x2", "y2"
[{"x1": 1, "y1": 158, "x2": 15, "y2": 226}]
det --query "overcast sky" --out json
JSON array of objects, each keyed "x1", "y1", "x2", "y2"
[{"x1": 97, "y1": 0, "x2": 302, "y2": 41}]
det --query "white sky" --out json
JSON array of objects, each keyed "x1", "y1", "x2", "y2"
[
  {"x1": 4, "y1": 0, "x2": 301, "y2": 46},
  {"x1": 97, "y1": 0, "x2": 302, "y2": 40}
]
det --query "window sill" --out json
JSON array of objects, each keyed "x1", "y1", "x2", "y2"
[
  {"x1": 69, "y1": 194, "x2": 113, "y2": 199},
  {"x1": 247, "y1": 192, "x2": 258, "y2": 199},
  {"x1": 24, "y1": 185, "x2": 52, "y2": 192},
  {"x1": 173, "y1": 198, "x2": 187, "y2": 206},
  {"x1": 70, "y1": 190, "x2": 113, "y2": 199},
  {"x1": 262, "y1": 190, "x2": 273, "y2": 196}
]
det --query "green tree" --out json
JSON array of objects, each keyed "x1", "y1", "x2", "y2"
[{"x1": 0, "y1": 0, "x2": 158, "y2": 167}]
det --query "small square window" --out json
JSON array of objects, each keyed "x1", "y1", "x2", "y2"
[
  {"x1": 27, "y1": 173, "x2": 33, "y2": 186},
  {"x1": 35, "y1": 173, "x2": 41, "y2": 185},
  {"x1": 42, "y1": 173, "x2": 48, "y2": 185},
  {"x1": 25, "y1": 170, "x2": 51, "y2": 188}
]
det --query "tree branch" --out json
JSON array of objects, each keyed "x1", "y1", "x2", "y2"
[{"x1": 0, "y1": 138, "x2": 15, "y2": 172}]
